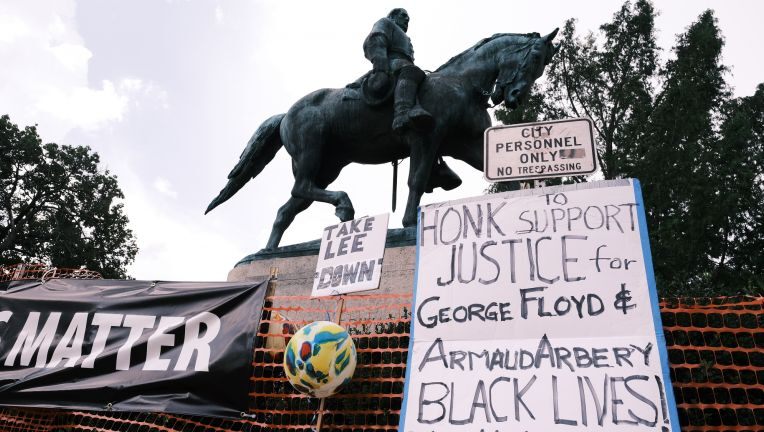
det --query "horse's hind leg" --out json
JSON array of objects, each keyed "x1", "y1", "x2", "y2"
[
  {"x1": 291, "y1": 155, "x2": 355, "y2": 222},
  {"x1": 265, "y1": 196, "x2": 312, "y2": 249},
  {"x1": 291, "y1": 180, "x2": 354, "y2": 222},
  {"x1": 265, "y1": 157, "x2": 349, "y2": 249}
]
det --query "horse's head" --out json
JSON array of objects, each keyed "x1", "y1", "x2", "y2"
[{"x1": 492, "y1": 29, "x2": 559, "y2": 109}]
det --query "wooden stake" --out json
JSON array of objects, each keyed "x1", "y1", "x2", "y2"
[
  {"x1": 314, "y1": 296, "x2": 345, "y2": 431},
  {"x1": 268, "y1": 266, "x2": 279, "y2": 292},
  {"x1": 334, "y1": 296, "x2": 346, "y2": 323}
]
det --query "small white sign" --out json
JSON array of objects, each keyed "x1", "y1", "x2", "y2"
[
  {"x1": 311, "y1": 213, "x2": 389, "y2": 297},
  {"x1": 484, "y1": 117, "x2": 597, "y2": 181}
]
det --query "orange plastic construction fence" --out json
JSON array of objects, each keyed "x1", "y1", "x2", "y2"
[
  {"x1": 661, "y1": 295, "x2": 763, "y2": 431},
  {"x1": 0, "y1": 291, "x2": 760, "y2": 432},
  {"x1": 0, "y1": 264, "x2": 102, "y2": 282}
]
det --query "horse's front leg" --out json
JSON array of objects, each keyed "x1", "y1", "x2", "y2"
[{"x1": 402, "y1": 132, "x2": 438, "y2": 227}]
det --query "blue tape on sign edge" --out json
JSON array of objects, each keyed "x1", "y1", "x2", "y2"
[
  {"x1": 398, "y1": 207, "x2": 421, "y2": 431},
  {"x1": 633, "y1": 179, "x2": 681, "y2": 431}
]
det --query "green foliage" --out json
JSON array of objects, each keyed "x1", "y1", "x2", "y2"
[
  {"x1": 0, "y1": 115, "x2": 137, "y2": 278},
  {"x1": 490, "y1": 0, "x2": 658, "y2": 191},
  {"x1": 491, "y1": 2, "x2": 764, "y2": 297},
  {"x1": 635, "y1": 10, "x2": 735, "y2": 295},
  {"x1": 495, "y1": 0, "x2": 659, "y2": 180},
  {"x1": 699, "y1": 85, "x2": 764, "y2": 293}
]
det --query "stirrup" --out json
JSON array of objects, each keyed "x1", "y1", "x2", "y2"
[
  {"x1": 393, "y1": 108, "x2": 434, "y2": 133},
  {"x1": 392, "y1": 114, "x2": 410, "y2": 133}
]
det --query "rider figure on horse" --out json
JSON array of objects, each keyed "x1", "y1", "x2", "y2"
[
  {"x1": 364, "y1": 8, "x2": 434, "y2": 133},
  {"x1": 364, "y1": 8, "x2": 461, "y2": 192}
]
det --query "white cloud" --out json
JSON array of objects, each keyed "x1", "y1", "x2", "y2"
[
  {"x1": 0, "y1": 14, "x2": 30, "y2": 43},
  {"x1": 0, "y1": 2, "x2": 166, "y2": 141},
  {"x1": 34, "y1": 78, "x2": 168, "y2": 131},
  {"x1": 214, "y1": 4, "x2": 224, "y2": 24},
  {"x1": 47, "y1": 13, "x2": 71, "y2": 41},
  {"x1": 49, "y1": 42, "x2": 92, "y2": 72},
  {"x1": 121, "y1": 174, "x2": 239, "y2": 281},
  {"x1": 153, "y1": 177, "x2": 178, "y2": 199},
  {"x1": 35, "y1": 80, "x2": 127, "y2": 130}
]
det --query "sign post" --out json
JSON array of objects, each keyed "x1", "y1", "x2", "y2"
[
  {"x1": 400, "y1": 179, "x2": 679, "y2": 431},
  {"x1": 484, "y1": 118, "x2": 597, "y2": 181}
]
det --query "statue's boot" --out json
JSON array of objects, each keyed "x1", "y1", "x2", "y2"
[
  {"x1": 426, "y1": 158, "x2": 462, "y2": 193},
  {"x1": 392, "y1": 68, "x2": 434, "y2": 133}
]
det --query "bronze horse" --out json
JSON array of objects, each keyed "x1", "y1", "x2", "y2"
[{"x1": 207, "y1": 30, "x2": 559, "y2": 249}]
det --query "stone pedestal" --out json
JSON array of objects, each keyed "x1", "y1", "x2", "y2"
[{"x1": 227, "y1": 228, "x2": 417, "y2": 297}]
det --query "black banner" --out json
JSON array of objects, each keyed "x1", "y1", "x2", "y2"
[{"x1": 0, "y1": 278, "x2": 267, "y2": 418}]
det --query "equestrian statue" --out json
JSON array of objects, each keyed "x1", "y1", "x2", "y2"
[{"x1": 206, "y1": 8, "x2": 559, "y2": 250}]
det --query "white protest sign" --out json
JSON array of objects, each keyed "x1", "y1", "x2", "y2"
[
  {"x1": 484, "y1": 118, "x2": 597, "y2": 181},
  {"x1": 312, "y1": 213, "x2": 389, "y2": 297},
  {"x1": 400, "y1": 179, "x2": 679, "y2": 431}
]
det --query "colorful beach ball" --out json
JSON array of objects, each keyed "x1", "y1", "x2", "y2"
[{"x1": 283, "y1": 321, "x2": 357, "y2": 398}]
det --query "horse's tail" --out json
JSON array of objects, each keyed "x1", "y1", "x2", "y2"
[{"x1": 205, "y1": 113, "x2": 285, "y2": 214}]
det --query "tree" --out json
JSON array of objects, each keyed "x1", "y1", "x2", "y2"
[
  {"x1": 636, "y1": 10, "x2": 732, "y2": 295},
  {"x1": 497, "y1": 0, "x2": 658, "y2": 178},
  {"x1": 490, "y1": 2, "x2": 763, "y2": 296},
  {"x1": 0, "y1": 115, "x2": 137, "y2": 278},
  {"x1": 490, "y1": 0, "x2": 658, "y2": 193},
  {"x1": 696, "y1": 84, "x2": 764, "y2": 292}
]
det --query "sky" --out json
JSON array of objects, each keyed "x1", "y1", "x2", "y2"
[{"x1": 1, "y1": 0, "x2": 761, "y2": 281}]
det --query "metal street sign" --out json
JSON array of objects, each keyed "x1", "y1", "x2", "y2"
[{"x1": 484, "y1": 118, "x2": 597, "y2": 181}]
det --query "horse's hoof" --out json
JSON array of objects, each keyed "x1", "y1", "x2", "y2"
[
  {"x1": 402, "y1": 214, "x2": 417, "y2": 227},
  {"x1": 261, "y1": 243, "x2": 279, "y2": 252},
  {"x1": 336, "y1": 205, "x2": 355, "y2": 222}
]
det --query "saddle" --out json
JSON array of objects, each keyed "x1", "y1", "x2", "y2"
[{"x1": 344, "y1": 71, "x2": 394, "y2": 106}]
